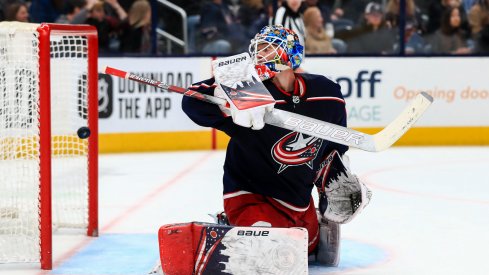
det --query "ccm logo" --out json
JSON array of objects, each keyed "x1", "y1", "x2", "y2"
[
  {"x1": 284, "y1": 117, "x2": 364, "y2": 145},
  {"x1": 218, "y1": 56, "x2": 247, "y2": 67},
  {"x1": 237, "y1": 230, "x2": 269, "y2": 237}
]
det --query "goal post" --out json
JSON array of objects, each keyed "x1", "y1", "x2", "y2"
[{"x1": 0, "y1": 22, "x2": 99, "y2": 270}]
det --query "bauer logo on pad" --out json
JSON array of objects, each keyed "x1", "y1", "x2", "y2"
[{"x1": 217, "y1": 55, "x2": 248, "y2": 67}]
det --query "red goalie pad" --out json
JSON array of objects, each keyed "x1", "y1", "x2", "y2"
[
  {"x1": 158, "y1": 222, "x2": 308, "y2": 275},
  {"x1": 158, "y1": 223, "x2": 196, "y2": 275}
]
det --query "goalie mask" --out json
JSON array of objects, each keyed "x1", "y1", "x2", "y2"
[{"x1": 249, "y1": 25, "x2": 304, "y2": 71}]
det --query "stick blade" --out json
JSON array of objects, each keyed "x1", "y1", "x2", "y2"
[
  {"x1": 373, "y1": 92, "x2": 433, "y2": 151},
  {"x1": 103, "y1": 66, "x2": 129, "y2": 79}
]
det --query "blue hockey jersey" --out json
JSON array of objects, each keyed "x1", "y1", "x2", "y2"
[{"x1": 182, "y1": 73, "x2": 348, "y2": 209}]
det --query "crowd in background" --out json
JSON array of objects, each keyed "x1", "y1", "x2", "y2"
[
  {"x1": 1, "y1": 0, "x2": 488, "y2": 55},
  {"x1": 0, "y1": 0, "x2": 152, "y2": 54}
]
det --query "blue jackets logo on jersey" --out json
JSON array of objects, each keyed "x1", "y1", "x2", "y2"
[{"x1": 271, "y1": 132, "x2": 323, "y2": 173}]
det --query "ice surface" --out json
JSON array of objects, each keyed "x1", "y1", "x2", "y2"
[{"x1": 2, "y1": 147, "x2": 488, "y2": 275}]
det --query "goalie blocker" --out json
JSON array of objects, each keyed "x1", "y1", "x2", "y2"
[{"x1": 158, "y1": 222, "x2": 308, "y2": 275}]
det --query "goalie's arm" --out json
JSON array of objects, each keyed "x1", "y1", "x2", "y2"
[
  {"x1": 181, "y1": 79, "x2": 244, "y2": 137},
  {"x1": 181, "y1": 88, "x2": 226, "y2": 128}
]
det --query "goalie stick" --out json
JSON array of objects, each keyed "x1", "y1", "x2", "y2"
[{"x1": 103, "y1": 66, "x2": 433, "y2": 152}]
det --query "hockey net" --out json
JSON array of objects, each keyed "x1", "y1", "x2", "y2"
[{"x1": 0, "y1": 22, "x2": 98, "y2": 269}]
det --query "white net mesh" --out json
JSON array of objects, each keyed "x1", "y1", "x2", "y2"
[
  {"x1": 0, "y1": 22, "x2": 92, "y2": 264},
  {"x1": 0, "y1": 22, "x2": 42, "y2": 264},
  {"x1": 50, "y1": 35, "x2": 89, "y2": 229}
]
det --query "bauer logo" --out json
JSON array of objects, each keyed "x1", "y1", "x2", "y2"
[
  {"x1": 283, "y1": 117, "x2": 364, "y2": 145},
  {"x1": 98, "y1": 73, "x2": 113, "y2": 119},
  {"x1": 237, "y1": 230, "x2": 270, "y2": 237},
  {"x1": 217, "y1": 56, "x2": 247, "y2": 67}
]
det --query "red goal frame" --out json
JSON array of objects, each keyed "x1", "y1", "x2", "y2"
[{"x1": 37, "y1": 23, "x2": 99, "y2": 270}]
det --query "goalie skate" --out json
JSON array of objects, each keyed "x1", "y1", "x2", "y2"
[{"x1": 312, "y1": 218, "x2": 340, "y2": 267}]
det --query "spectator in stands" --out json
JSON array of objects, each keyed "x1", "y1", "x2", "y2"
[
  {"x1": 304, "y1": 0, "x2": 348, "y2": 52},
  {"x1": 429, "y1": 6, "x2": 472, "y2": 54},
  {"x1": 199, "y1": 0, "x2": 234, "y2": 54},
  {"x1": 176, "y1": 1, "x2": 203, "y2": 54},
  {"x1": 4, "y1": 1, "x2": 30, "y2": 22},
  {"x1": 119, "y1": 0, "x2": 152, "y2": 54},
  {"x1": 385, "y1": 0, "x2": 424, "y2": 31},
  {"x1": 85, "y1": 2, "x2": 108, "y2": 30},
  {"x1": 414, "y1": 0, "x2": 431, "y2": 15},
  {"x1": 271, "y1": 0, "x2": 306, "y2": 45},
  {"x1": 239, "y1": 0, "x2": 269, "y2": 42},
  {"x1": 154, "y1": 1, "x2": 202, "y2": 54},
  {"x1": 29, "y1": 0, "x2": 64, "y2": 23},
  {"x1": 104, "y1": 0, "x2": 129, "y2": 23},
  {"x1": 0, "y1": 0, "x2": 16, "y2": 21},
  {"x1": 116, "y1": 0, "x2": 133, "y2": 13},
  {"x1": 303, "y1": 6, "x2": 336, "y2": 54},
  {"x1": 340, "y1": 2, "x2": 396, "y2": 54},
  {"x1": 473, "y1": 23, "x2": 489, "y2": 52},
  {"x1": 56, "y1": 0, "x2": 94, "y2": 24},
  {"x1": 85, "y1": 0, "x2": 127, "y2": 54},
  {"x1": 263, "y1": 0, "x2": 282, "y2": 19},
  {"x1": 304, "y1": 0, "x2": 332, "y2": 25},
  {"x1": 462, "y1": 0, "x2": 478, "y2": 12},
  {"x1": 328, "y1": 0, "x2": 375, "y2": 26},
  {"x1": 427, "y1": 0, "x2": 465, "y2": 34},
  {"x1": 395, "y1": 17, "x2": 427, "y2": 54},
  {"x1": 468, "y1": 0, "x2": 489, "y2": 38}
]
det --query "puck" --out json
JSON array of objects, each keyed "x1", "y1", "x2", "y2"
[{"x1": 77, "y1": 127, "x2": 91, "y2": 139}]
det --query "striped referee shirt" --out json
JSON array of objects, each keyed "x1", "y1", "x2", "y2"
[{"x1": 270, "y1": 4, "x2": 306, "y2": 46}]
